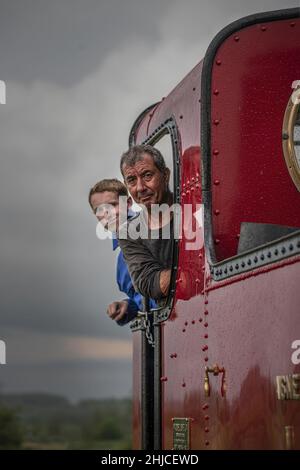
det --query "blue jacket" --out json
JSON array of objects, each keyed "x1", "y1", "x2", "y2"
[{"x1": 112, "y1": 237, "x2": 157, "y2": 325}]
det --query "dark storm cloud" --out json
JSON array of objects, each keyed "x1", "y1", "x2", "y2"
[
  {"x1": 0, "y1": 0, "x2": 299, "y2": 400},
  {"x1": 0, "y1": 0, "x2": 170, "y2": 86},
  {"x1": 0, "y1": 359, "x2": 132, "y2": 402}
]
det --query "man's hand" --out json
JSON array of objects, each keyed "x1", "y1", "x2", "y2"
[
  {"x1": 107, "y1": 300, "x2": 128, "y2": 322},
  {"x1": 159, "y1": 269, "x2": 171, "y2": 296}
]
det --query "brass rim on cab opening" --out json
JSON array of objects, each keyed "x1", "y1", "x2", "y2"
[{"x1": 282, "y1": 87, "x2": 300, "y2": 192}]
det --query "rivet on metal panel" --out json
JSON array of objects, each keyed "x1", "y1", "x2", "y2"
[
  {"x1": 282, "y1": 133, "x2": 289, "y2": 140},
  {"x1": 204, "y1": 310, "x2": 208, "y2": 316},
  {"x1": 205, "y1": 441, "x2": 210, "y2": 446},
  {"x1": 204, "y1": 299, "x2": 208, "y2": 305},
  {"x1": 281, "y1": 247, "x2": 286, "y2": 254},
  {"x1": 179, "y1": 115, "x2": 183, "y2": 119},
  {"x1": 192, "y1": 320, "x2": 195, "y2": 324},
  {"x1": 290, "y1": 22, "x2": 296, "y2": 27},
  {"x1": 235, "y1": 264, "x2": 239, "y2": 270},
  {"x1": 213, "y1": 119, "x2": 220, "y2": 125},
  {"x1": 261, "y1": 25, "x2": 267, "y2": 31},
  {"x1": 196, "y1": 278, "x2": 200, "y2": 284},
  {"x1": 289, "y1": 244, "x2": 294, "y2": 251},
  {"x1": 204, "y1": 415, "x2": 209, "y2": 420},
  {"x1": 234, "y1": 35, "x2": 240, "y2": 41},
  {"x1": 185, "y1": 321, "x2": 188, "y2": 326},
  {"x1": 174, "y1": 353, "x2": 177, "y2": 358},
  {"x1": 204, "y1": 322, "x2": 208, "y2": 328},
  {"x1": 204, "y1": 428, "x2": 209, "y2": 433},
  {"x1": 193, "y1": 87, "x2": 196, "y2": 91},
  {"x1": 241, "y1": 262, "x2": 245, "y2": 268},
  {"x1": 229, "y1": 266, "x2": 233, "y2": 271},
  {"x1": 254, "y1": 256, "x2": 258, "y2": 263},
  {"x1": 214, "y1": 179, "x2": 220, "y2": 185},
  {"x1": 213, "y1": 89, "x2": 219, "y2": 95},
  {"x1": 182, "y1": 329, "x2": 186, "y2": 333},
  {"x1": 204, "y1": 334, "x2": 208, "y2": 339},
  {"x1": 214, "y1": 209, "x2": 220, "y2": 215},
  {"x1": 160, "y1": 376, "x2": 168, "y2": 382},
  {"x1": 215, "y1": 239, "x2": 220, "y2": 245},
  {"x1": 182, "y1": 382, "x2": 186, "y2": 388},
  {"x1": 216, "y1": 59, "x2": 221, "y2": 65},
  {"x1": 202, "y1": 345, "x2": 208, "y2": 352},
  {"x1": 260, "y1": 254, "x2": 265, "y2": 260},
  {"x1": 199, "y1": 318, "x2": 203, "y2": 323},
  {"x1": 204, "y1": 357, "x2": 209, "y2": 362},
  {"x1": 247, "y1": 259, "x2": 252, "y2": 265},
  {"x1": 213, "y1": 149, "x2": 219, "y2": 155},
  {"x1": 236, "y1": 233, "x2": 240, "y2": 239},
  {"x1": 274, "y1": 249, "x2": 278, "y2": 256},
  {"x1": 202, "y1": 404, "x2": 209, "y2": 410}
]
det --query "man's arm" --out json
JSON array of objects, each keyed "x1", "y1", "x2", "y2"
[
  {"x1": 159, "y1": 269, "x2": 171, "y2": 296},
  {"x1": 118, "y1": 237, "x2": 169, "y2": 300}
]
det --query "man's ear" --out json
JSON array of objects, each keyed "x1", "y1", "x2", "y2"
[{"x1": 127, "y1": 196, "x2": 133, "y2": 208}]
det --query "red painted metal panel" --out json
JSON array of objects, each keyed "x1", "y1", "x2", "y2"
[
  {"x1": 204, "y1": 258, "x2": 300, "y2": 449},
  {"x1": 211, "y1": 18, "x2": 300, "y2": 261}
]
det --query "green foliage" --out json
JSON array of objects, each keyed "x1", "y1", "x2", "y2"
[
  {"x1": 0, "y1": 405, "x2": 24, "y2": 449},
  {"x1": 0, "y1": 394, "x2": 132, "y2": 450}
]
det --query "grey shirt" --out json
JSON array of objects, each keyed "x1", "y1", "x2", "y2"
[{"x1": 118, "y1": 212, "x2": 173, "y2": 300}]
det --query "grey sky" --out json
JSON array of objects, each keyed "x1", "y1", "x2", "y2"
[{"x1": 0, "y1": 0, "x2": 298, "y2": 401}]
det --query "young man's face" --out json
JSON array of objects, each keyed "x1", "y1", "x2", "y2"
[
  {"x1": 90, "y1": 191, "x2": 130, "y2": 232},
  {"x1": 122, "y1": 153, "x2": 170, "y2": 209}
]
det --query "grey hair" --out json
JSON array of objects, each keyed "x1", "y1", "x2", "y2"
[{"x1": 120, "y1": 145, "x2": 167, "y2": 176}]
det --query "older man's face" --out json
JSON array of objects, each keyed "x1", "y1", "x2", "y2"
[{"x1": 122, "y1": 153, "x2": 170, "y2": 209}]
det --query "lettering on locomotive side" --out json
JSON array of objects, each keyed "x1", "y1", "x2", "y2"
[
  {"x1": 276, "y1": 374, "x2": 300, "y2": 400},
  {"x1": 172, "y1": 418, "x2": 190, "y2": 450}
]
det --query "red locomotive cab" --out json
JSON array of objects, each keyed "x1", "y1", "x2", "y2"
[{"x1": 128, "y1": 8, "x2": 300, "y2": 450}]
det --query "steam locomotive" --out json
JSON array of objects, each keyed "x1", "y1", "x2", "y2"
[{"x1": 127, "y1": 8, "x2": 300, "y2": 450}]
